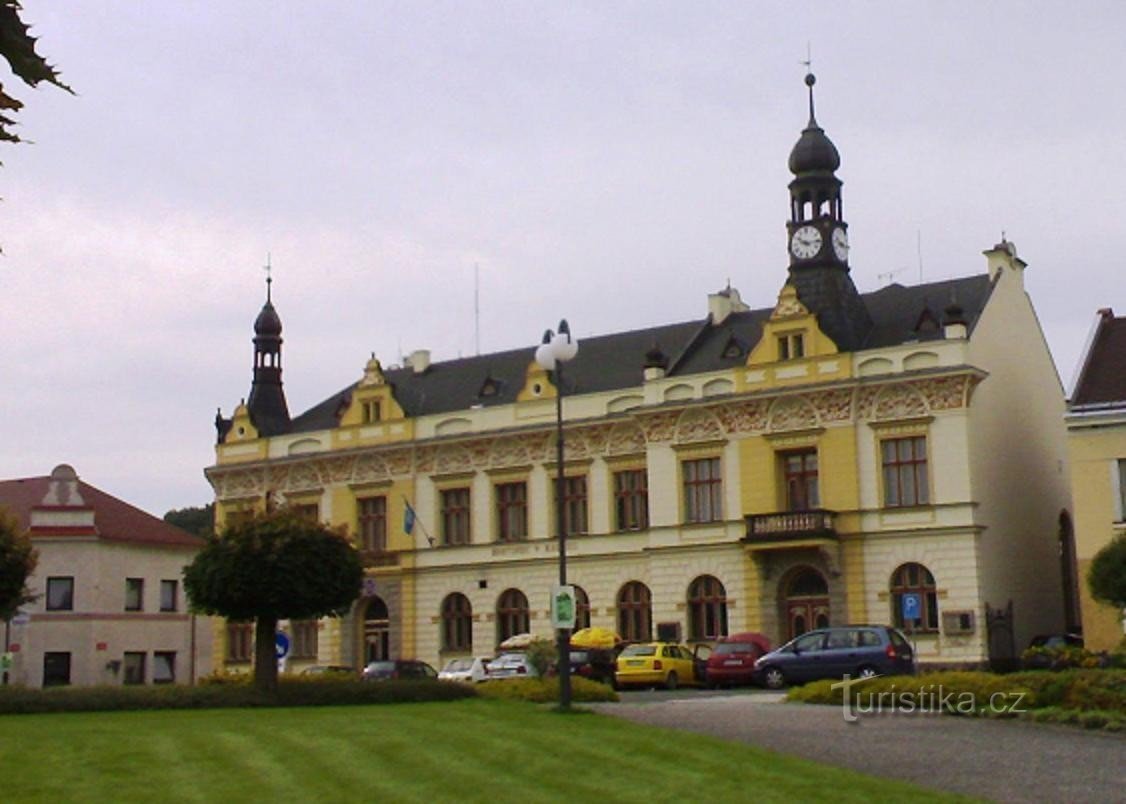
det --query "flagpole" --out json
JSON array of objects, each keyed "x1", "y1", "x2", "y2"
[{"x1": 401, "y1": 495, "x2": 435, "y2": 547}]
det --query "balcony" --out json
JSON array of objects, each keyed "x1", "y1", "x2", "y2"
[{"x1": 744, "y1": 509, "x2": 837, "y2": 543}]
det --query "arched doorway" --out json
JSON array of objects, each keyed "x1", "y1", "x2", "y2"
[
  {"x1": 783, "y1": 567, "x2": 829, "y2": 640},
  {"x1": 363, "y1": 596, "x2": 390, "y2": 662}
]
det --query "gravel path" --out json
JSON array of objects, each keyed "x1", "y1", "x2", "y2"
[{"x1": 588, "y1": 695, "x2": 1125, "y2": 803}]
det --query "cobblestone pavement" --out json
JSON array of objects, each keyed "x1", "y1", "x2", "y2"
[{"x1": 588, "y1": 694, "x2": 1125, "y2": 803}]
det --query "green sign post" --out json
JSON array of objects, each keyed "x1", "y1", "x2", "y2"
[{"x1": 551, "y1": 584, "x2": 576, "y2": 629}]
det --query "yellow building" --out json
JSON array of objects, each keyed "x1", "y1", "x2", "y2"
[
  {"x1": 207, "y1": 74, "x2": 1070, "y2": 672},
  {"x1": 1066, "y1": 308, "x2": 1126, "y2": 651}
]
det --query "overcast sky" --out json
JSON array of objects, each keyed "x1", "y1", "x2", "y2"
[{"x1": 2, "y1": 2, "x2": 1124, "y2": 517}]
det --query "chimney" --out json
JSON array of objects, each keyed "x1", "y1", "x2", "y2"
[
  {"x1": 408, "y1": 349, "x2": 431, "y2": 374},
  {"x1": 708, "y1": 285, "x2": 749, "y2": 325}
]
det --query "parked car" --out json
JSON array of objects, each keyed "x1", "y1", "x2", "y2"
[
  {"x1": 300, "y1": 664, "x2": 355, "y2": 677},
  {"x1": 568, "y1": 648, "x2": 617, "y2": 686},
  {"x1": 615, "y1": 642, "x2": 700, "y2": 690},
  {"x1": 362, "y1": 659, "x2": 438, "y2": 681},
  {"x1": 484, "y1": 652, "x2": 538, "y2": 680},
  {"x1": 438, "y1": 656, "x2": 490, "y2": 683},
  {"x1": 1022, "y1": 633, "x2": 1086, "y2": 669},
  {"x1": 753, "y1": 626, "x2": 914, "y2": 689},
  {"x1": 704, "y1": 632, "x2": 771, "y2": 688}
]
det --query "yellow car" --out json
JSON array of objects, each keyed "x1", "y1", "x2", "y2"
[{"x1": 614, "y1": 642, "x2": 700, "y2": 690}]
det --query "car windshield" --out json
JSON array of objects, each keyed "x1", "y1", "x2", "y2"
[
  {"x1": 494, "y1": 653, "x2": 524, "y2": 663},
  {"x1": 620, "y1": 645, "x2": 657, "y2": 657},
  {"x1": 714, "y1": 643, "x2": 753, "y2": 655},
  {"x1": 443, "y1": 659, "x2": 471, "y2": 672}
]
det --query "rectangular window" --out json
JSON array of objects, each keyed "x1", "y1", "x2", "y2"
[
  {"x1": 160, "y1": 580, "x2": 178, "y2": 612},
  {"x1": 683, "y1": 457, "x2": 723, "y2": 523},
  {"x1": 1117, "y1": 459, "x2": 1126, "y2": 521},
  {"x1": 778, "y1": 333, "x2": 805, "y2": 361},
  {"x1": 882, "y1": 437, "x2": 929, "y2": 507},
  {"x1": 440, "y1": 488, "x2": 471, "y2": 546},
  {"x1": 555, "y1": 476, "x2": 588, "y2": 536},
  {"x1": 153, "y1": 652, "x2": 176, "y2": 684},
  {"x1": 783, "y1": 450, "x2": 819, "y2": 511},
  {"x1": 290, "y1": 620, "x2": 319, "y2": 659},
  {"x1": 358, "y1": 496, "x2": 388, "y2": 551},
  {"x1": 125, "y1": 578, "x2": 144, "y2": 612},
  {"x1": 42, "y1": 652, "x2": 71, "y2": 687},
  {"x1": 362, "y1": 399, "x2": 382, "y2": 423},
  {"x1": 292, "y1": 503, "x2": 320, "y2": 522},
  {"x1": 614, "y1": 469, "x2": 650, "y2": 531},
  {"x1": 496, "y1": 482, "x2": 528, "y2": 542},
  {"x1": 226, "y1": 622, "x2": 254, "y2": 663},
  {"x1": 123, "y1": 651, "x2": 146, "y2": 685},
  {"x1": 46, "y1": 577, "x2": 74, "y2": 611}
]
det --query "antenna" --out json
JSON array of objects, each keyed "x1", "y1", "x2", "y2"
[
  {"x1": 916, "y1": 230, "x2": 924, "y2": 283},
  {"x1": 474, "y1": 262, "x2": 481, "y2": 356}
]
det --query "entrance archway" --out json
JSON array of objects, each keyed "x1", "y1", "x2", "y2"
[
  {"x1": 363, "y1": 596, "x2": 390, "y2": 662},
  {"x1": 783, "y1": 567, "x2": 830, "y2": 640}
]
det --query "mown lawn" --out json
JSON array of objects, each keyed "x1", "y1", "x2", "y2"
[{"x1": 0, "y1": 699, "x2": 970, "y2": 802}]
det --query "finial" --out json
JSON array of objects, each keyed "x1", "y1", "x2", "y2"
[
  {"x1": 264, "y1": 253, "x2": 273, "y2": 303},
  {"x1": 801, "y1": 45, "x2": 816, "y2": 124}
]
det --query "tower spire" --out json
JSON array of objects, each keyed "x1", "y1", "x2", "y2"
[{"x1": 264, "y1": 253, "x2": 273, "y2": 303}]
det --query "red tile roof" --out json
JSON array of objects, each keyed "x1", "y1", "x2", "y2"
[
  {"x1": 0, "y1": 475, "x2": 203, "y2": 549},
  {"x1": 1072, "y1": 309, "x2": 1126, "y2": 407}
]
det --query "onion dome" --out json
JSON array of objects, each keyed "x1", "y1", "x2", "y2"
[
  {"x1": 254, "y1": 300, "x2": 282, "y2": 336},
  {"x1": 788, "y1": 73, "x2": 840, "y2": 175}
]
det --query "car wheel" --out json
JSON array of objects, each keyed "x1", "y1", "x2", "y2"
[
  {"x1": 762, "y1": 666, "x2": 786, "y2": 690},
  {"x1": 857, "y1": 665, "x2": 879, "y2": 679},
  {"x1": 665, "y1": 671, "x2": 679, "y2": 690}
]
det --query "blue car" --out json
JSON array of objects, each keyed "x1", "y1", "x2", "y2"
[{"x1": 753, "y1": 625, "x2": 915, "y2": 689}]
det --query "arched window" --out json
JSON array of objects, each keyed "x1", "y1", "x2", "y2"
[
  {"x1": 573, "y1": 585, "x2": 592, "y2": 631},
  {"x1": 890, "y1": 563, "x2": 938, "y2": 632},
  {"x1": 441, "y1": 593, "x2": 473, "y2": 652},
  {"x1": 688, "y1": 575, "x2": 728, "y2": 640},
  {"x1": 617, "y1": 582, "x2": 652, "y2": 643},
  {"x1": 496, "y1": 588, "x2": 530, "y2": 644}
]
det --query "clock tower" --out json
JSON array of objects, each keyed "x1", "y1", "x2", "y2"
[{"x1": 784, "y1": 72, "x2": 872, "y2": 351}]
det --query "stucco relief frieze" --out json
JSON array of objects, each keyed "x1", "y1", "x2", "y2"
[
  {"x1": 354, "y1": 453, "x2": 390, "y2": 483},
  {"x1": 872, "y1": 384, "x2": 929, "y2": 421},
  {"x1": 636, "y1": 410, "x2": 680, "y2": 442},
  {"x1": 434, "y1": 444, "x2": 474, "y2": 475},
  {"x1": 714, "y1": 400, "x2": 770, "y2": 435},
  {"x1": 812, "y1": 389, "x2": 853, "y2": 423},
  {"x1": 386, "y1": 448, "x2": 413, "y2": 476},
  {"x1": 674, "y1": 406, "x2": 724, "y2": 443},
  {"x1": 766, "y1": 395, "x2": 819, "y2": 432},
  {"x1": 606, "y1": 421, "x2": 646, "y2": 455},
  {"x1": 288, "y1": 462, "x2": 322, "y2": 491},
  {"x1": 414, "y1": 446, "x2": 436, "y2": 473},
  {"x1": 916, "y1": 376, "x2": 970, "y2": 410}
]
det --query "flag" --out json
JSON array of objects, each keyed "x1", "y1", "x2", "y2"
[{"x1": 404, "y1": 501, "x2": 416, "y2": 535}]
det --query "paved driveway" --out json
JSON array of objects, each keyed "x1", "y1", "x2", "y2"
[{"x1": 589, "y1": 694, "x2": 1125, "y2": 803}]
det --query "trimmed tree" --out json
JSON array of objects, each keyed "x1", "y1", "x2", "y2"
[
  {"x1": 183, "y1": 509, "x2": 364, "y2": 691},
  {"x1": 0, "y1": 505, "x2": 37, "y2": 620},
  {"x1": 1088, "y1": 533, "x2": 1126, "y2": 611}
]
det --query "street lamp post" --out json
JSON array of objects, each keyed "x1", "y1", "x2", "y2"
[{"x1": 535, "y1": 319, "x2": 578, "y2": 711}]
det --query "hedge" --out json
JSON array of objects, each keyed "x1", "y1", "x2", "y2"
[
  {"x1": 475, "y1": 677, "x2": 619, "y2": 704},
  {"x1": 0, "y1": 677, "x2": 476, "y2": 715}
]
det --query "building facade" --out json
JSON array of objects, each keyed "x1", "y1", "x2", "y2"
[
  {"x1": 209, "y1": 75, "x2": 1070, "y2": 672},
  {"x1": 0, "y1": 464, "x2": 213, "y2": 687},
  {"x1": 1066, "y1": 308, "x2": 1126, "y2": 651}
]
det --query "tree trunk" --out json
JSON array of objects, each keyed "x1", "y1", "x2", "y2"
[{"x1": 254, "y1": 615, "x2": 279, "y2": 692}]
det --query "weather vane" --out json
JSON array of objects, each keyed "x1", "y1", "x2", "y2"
[{"x1": 264, "y1": 253, "x2": 273, "y2": 302}]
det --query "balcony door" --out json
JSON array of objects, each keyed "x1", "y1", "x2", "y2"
[
  {"x1": 363, "y1": 596, "x2": 391, "y2": 662},
  {"x1": 783, "y1": 450, "x2": 819, "y2": 511}
]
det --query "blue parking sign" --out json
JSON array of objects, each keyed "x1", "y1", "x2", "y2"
[{"x1": 901, "y1": 593, "x2": 922, "y2": 622}]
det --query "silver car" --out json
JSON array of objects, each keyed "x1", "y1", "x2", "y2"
[{"x1": 484, "y1": 652, "x2": 537, "y2": 680}]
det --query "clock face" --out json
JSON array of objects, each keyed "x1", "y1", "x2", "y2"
[
  {"x1": 790, "y1": 225, "x2": 822, "y2": 260},
  {"x1": 832, "y1": 227, "x2": 849, "y2": 261}
]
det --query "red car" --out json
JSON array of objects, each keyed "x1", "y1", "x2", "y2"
[{"x1": 704, "y1": 632, "x2": 771, "y2": 688}]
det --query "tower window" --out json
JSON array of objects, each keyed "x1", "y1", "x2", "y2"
[{"x1": 778, "y1": 333, "x2": 805, "y2": 361}]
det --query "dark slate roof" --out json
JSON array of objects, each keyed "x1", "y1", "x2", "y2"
[
  {"x1": 1071, "y1": 309, "x2": 1126, "y2": 407},
  {"x1": 286, "y1": 273, "x2": 995, "y2": 434},
  {"x1": 0, "y1": 475, "x2": 203, "y2": 549}
]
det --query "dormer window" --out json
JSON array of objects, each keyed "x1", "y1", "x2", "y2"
[
  {"x1": 778, "y1": 332, "x2": 805, "y2": 361},
  {"x1": 479, "y1": 377, "x2": 500, "y2": 398},
  {"x1": 362, "y1": 399, "x2": 382, "y2": 423},
  {"x1": 722, "y1": 335, "x2": 745, "y2": 359}
]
